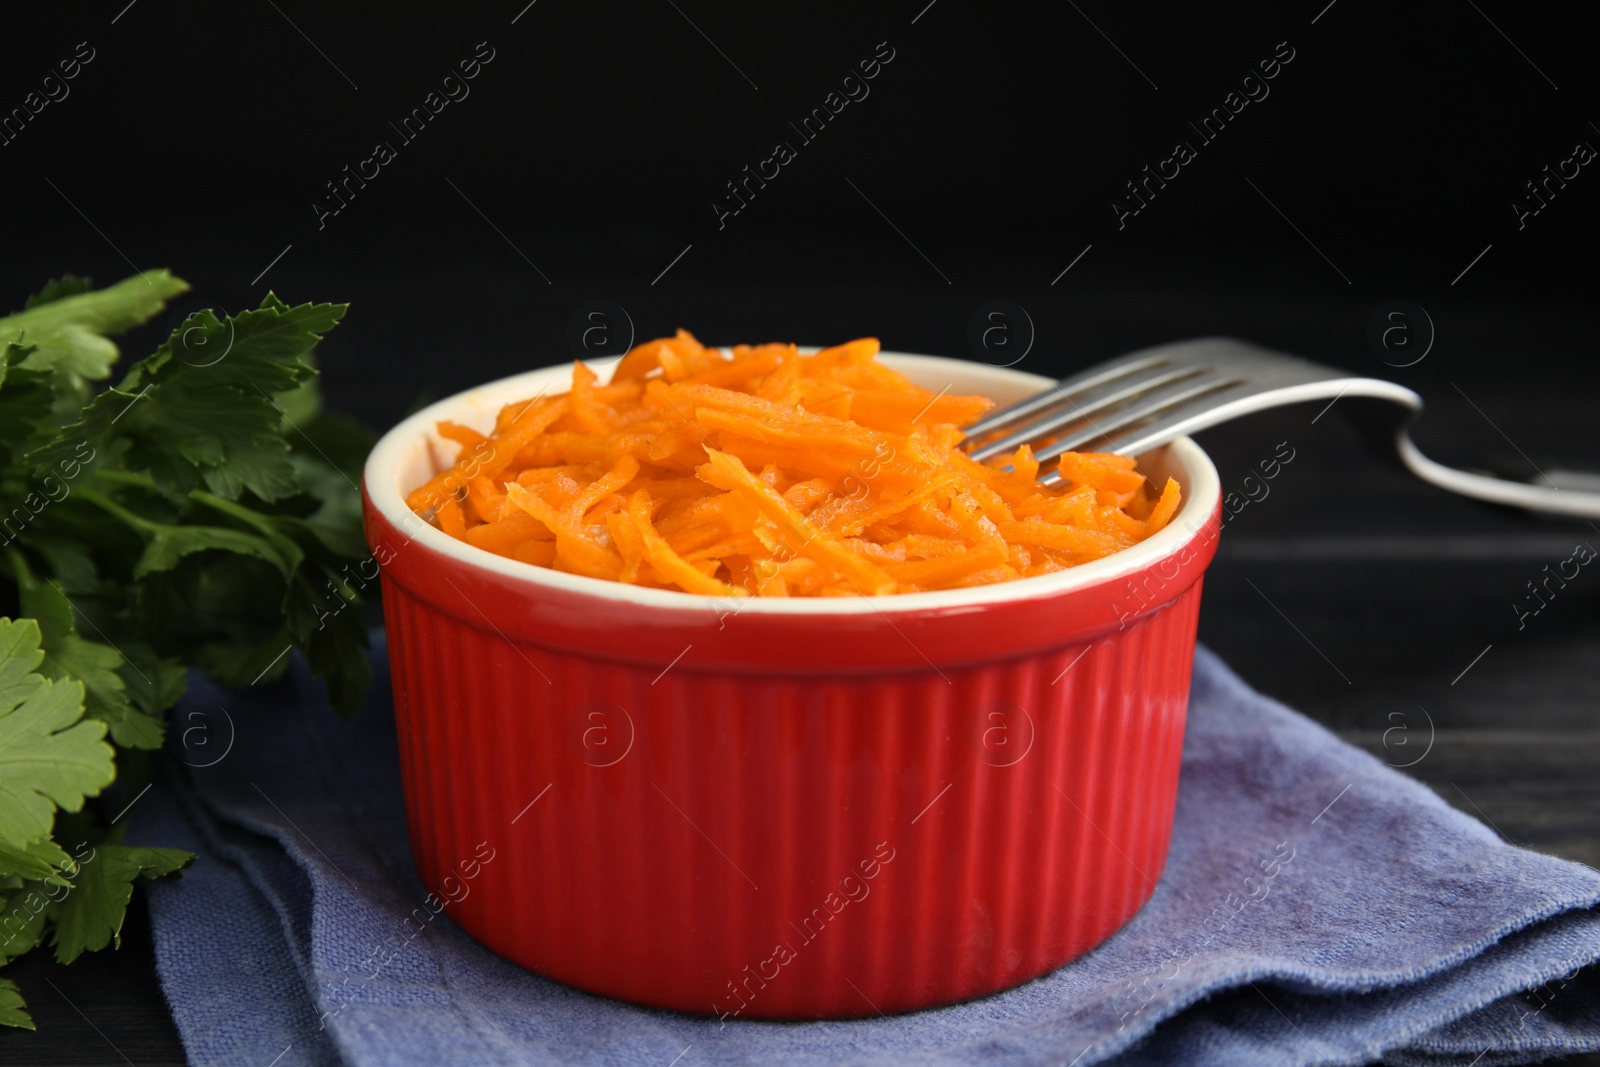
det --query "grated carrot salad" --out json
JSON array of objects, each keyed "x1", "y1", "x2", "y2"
[{"x1": 406, "y1": 332, "x2": 1181, "y2": 597}]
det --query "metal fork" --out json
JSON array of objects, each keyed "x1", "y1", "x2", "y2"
[{"x1": 960, "y1": 337, "x2": 1600, "y2": 519}]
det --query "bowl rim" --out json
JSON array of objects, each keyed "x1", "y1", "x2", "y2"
[{"x1": 363, "y1": 351, "x2": 1222, "y2": 617}]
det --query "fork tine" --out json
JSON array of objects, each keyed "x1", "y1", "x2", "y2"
[
  {"x1": 965, "y1": 363, "x2": 1209, "y2": 461},
  {"x1": 1079, "y1": 383, "x2": 1269, "y2": 464},
  {"x1": 1030, "y1": 376, "x2": 1249, "y2": 464},
  {"x1": 961, "y1": 354, "x2": 1171, "y2": 439}
]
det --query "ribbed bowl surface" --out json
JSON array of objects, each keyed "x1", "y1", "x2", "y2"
[{"x1": 364, "y1": 353, "x2": 1221, "y2": 1018}]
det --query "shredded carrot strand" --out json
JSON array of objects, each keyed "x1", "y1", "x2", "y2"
[
  {"x1": 1144, "y1": 477, "x2": 1183, "y2": 536},
  {"x1": 408, "y1": 332, "x2": 1182, "y2": 595}
]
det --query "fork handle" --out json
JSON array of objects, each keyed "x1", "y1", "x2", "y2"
[
  {"x1": 1394, "y1": 429, "x2": 1600, "y2": 519},
  {"x1": 1297, "y1": 386, "x2": 1600, "y2": 520},
  {"x1": 1336, "y1": 387, "x2": 1600, "y2": 518}
]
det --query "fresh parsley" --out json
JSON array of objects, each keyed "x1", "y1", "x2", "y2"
[{"x1": 0, "y1": 273, "x2": 374, "y2": 1029}]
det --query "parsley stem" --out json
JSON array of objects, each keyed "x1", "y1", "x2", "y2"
[
  {"x1": 189, "y1": 490, "x2": 256, "y2": 521},
  {"x1": 76, "y1": 487, "x2": 159, "y2": 535}
]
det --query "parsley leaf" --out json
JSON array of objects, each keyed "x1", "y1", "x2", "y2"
[
  {"x1": 51, "y1": 844, "x2": 191, "y2": 964},
  {"x1": 0, "y1": 837, "x2": 77, "y2": 887},
  {"x1": 0, "y1": 271, "x2": 372, "y2": 1025},
  {"x1": 0, "y1": 618, "x2": 116, "y2": 850},
  {"x1": 23, "y1": 276, "x2": 95, "y2": 309},
  {"x1": 0, "y1": 896, "x2": 50, "y2": 967},
  {"x1": 29, "y1": 293, "x2": 347, "y2": 502},
  {"x1": 10, "y1": 553, "x2": 165, "y2": 750},
  {"x1": 0, "y1": 978, "x2": 31, "y2": 1030},
  {"x1": 0, "y1": 344, "x2": 57, "y2": 456},
  {"x1": 0, "y1": 271, "x2": 188, "y2": 402}
]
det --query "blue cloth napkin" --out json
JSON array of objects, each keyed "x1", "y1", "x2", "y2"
[{"x1": 128, "y1": 639, "x2": 1600, "y2": 1067}]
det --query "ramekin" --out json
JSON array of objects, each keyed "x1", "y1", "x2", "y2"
[{"x1": 362, "y1": 353, "x2": 1222, "y2": 1019}]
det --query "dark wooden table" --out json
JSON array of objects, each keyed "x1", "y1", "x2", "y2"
[{"x1": 3, "y1": 344, "x2": 1596, "y2": 1066}]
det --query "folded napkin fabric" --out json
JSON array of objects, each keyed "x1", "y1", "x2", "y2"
[{"x1": 129, "y1": 641, "x2": 1600, "y2": 1066}]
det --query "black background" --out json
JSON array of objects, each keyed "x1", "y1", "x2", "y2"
[
  {"x1": 3, "y1": 0, "x2": 1596, "y2": 433},
  {"x1": 4, "y1": 2, "x2": 1599, "y2": 1065}
]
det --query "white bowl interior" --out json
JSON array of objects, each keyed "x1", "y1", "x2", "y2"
[{"x1": 365, "y1": 351, "x2": 1221, "y2": 615}]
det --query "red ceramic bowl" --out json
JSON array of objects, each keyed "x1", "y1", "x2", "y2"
[{"x1": 362, "y1": 353, "x2": 1222, "y2": 1020}]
